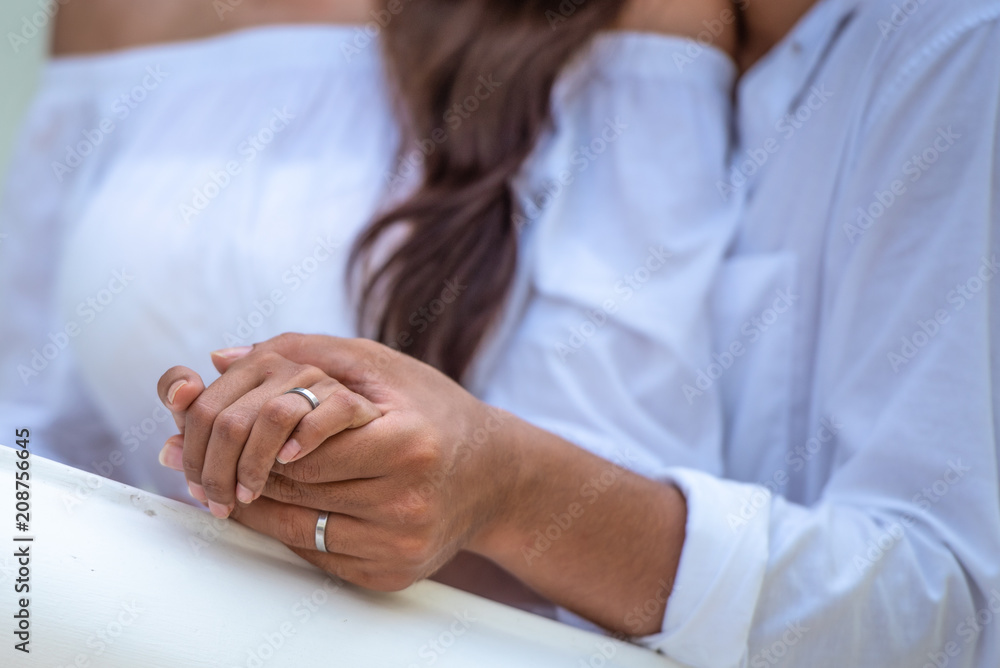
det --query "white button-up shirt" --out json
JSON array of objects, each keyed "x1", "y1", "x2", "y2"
[{"x1": 639, "y1": 0, "x2": 1000, "y2": 665}]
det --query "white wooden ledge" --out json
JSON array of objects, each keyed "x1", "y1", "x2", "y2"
[{"x1": 0, "y1": 445, "x2": 681, "y2": 667}]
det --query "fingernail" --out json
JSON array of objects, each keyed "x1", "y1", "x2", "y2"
[
  {"x1": 158, "y1": 442, "x2": 184, "y2": 471},
  {"x1": 166, "y1": 380, "x2": 187, "y2": 406},
  {"x1": 208, "y1": 501, "x2": 233, "y2": 519},
  {"x1": 236, "y1": 482, "x2": 254, "y2": 505},
  {"x1": 275, "y1": 439, "x2": 302, "y2": 465},
  {"x1": 188, "y1": 481, "x2": 208, "y2": 504},
  {"x1": 211, "y1": 346, "x2": 253, "y2": 360}
]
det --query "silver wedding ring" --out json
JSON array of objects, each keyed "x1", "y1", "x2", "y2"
[
  {"x1": 285, "y1": 387, "x2": 320, "y2": 411},
  {"x1": 315, "y1": 511, "x2": 330, "y2": 553}
]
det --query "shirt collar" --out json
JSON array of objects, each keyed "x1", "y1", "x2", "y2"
[{"x1": 736, "y1": 0, "x2": 861, "y2": 150}]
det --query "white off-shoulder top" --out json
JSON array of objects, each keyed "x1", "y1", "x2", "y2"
[{"x1": 0, "y1": 26, "x2": 736, "y2": 506}]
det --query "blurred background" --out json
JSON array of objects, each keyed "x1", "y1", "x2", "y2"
[{"x1": 0, "y1": 0, "x2": 49, "y2": 186}]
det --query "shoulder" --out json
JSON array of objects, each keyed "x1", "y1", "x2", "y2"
[
  {"x1": 51, "y1": 0, "x2": 222, "y2": 55},
  {"x1": 855, "y1": 0, "x2": 1000, "y2": 72},
  {"x1": 50, "y1": 0, "x2": 368, "y2": 56},
  {"x1": 846, "y1": 0, "x2": 1000, "y2": 122},
  {"x1": 615, "y1": 0, "x2": 737, "y2": 57}
]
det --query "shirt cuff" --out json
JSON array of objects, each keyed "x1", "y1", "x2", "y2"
[{"x1": 635, "y1": 467, "x2": 771, "y2": 668}]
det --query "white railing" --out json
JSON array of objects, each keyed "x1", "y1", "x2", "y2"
[{"x1": 0, "y1": 445, "x2": 680, "y2": 667}]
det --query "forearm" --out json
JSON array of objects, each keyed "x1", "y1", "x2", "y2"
[{"x1": 468, "y1": 412, "x2": 687, "y2": 636}]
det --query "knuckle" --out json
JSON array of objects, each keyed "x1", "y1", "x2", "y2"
[
  {"x1": 291, "y1": 415, "x2": 323, "y2": 449},
  {"x1": 274, "y1": 332, "x2": 305, "y2": 350},
  {"x1": 214, "y1": 411, "x2": 249, "y2": 442},
  {"x1": 396, "y1": 534, "x2": 434, "y2": 567},
  {"x1": 325, "y1": 387, "x2": 359, "y2": 419},
  {"x1": 186, "y1": 399, "x2": 217, "y2": 430},
  {"x1": 406, "y1": 436, "x2": 441, "y2": 473},
  {"x1": 259, "y1": 399, "x2": 298, "y2": 430},
  {"x1": 182, "y1": 456, "x2": 202, "y2": 479},
  {"x1": 256, "y1": 350, "x2": 286, "y2": 369},
  {"x1": 297, "y1": 364, "x2": 327, "y2": 385},
  {"x1": 356, "y1": 338, "x2": 383, "y2": 357},
  {"x1": 393, "y1": 493, "x2": 431, "y2": 527},
  {"x1": 237, "y1": 461, "x2": 268, "y2": 490},
  {"x1": 199, "y1": 475, "x2": 227, "y2": 497}
]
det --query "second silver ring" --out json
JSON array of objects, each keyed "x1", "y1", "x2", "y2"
[{"x1": 315, "y1": 511, "x2": 330, "y2": 553}]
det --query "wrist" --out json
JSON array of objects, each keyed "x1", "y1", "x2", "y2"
[{"x1": 465, "y1": 407, "x2": 538, "y2": 563}]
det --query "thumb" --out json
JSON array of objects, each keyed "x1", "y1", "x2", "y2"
[{"x1": 210, "y1": 345, "x2": 254, "y2": 373}]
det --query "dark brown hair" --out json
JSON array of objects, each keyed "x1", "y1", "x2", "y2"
[{"x1": 349, "y1": 0, "x2": 626, "y2": 382}]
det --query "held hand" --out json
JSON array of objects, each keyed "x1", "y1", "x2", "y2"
[
  {"x1": 209, "y1": 334, "x2": 520, "y2": 592},
  {"x1": 156, "y1": 347, "x2": 380, "y2": 518}
]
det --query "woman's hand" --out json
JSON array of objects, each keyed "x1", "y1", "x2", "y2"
[
  {"x1": 156, "y1": 348, "x2": 381, "y2": 519},
  {"x1": 158, "y1": 334, "x2": 521, "y2": 591}
]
